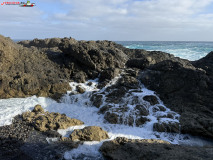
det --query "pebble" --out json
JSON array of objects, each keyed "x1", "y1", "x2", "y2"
[
  {"x1": 0, "y1": 115, "x2": 33, "y2": 159},
  {"x1": 0, "y1": 114, "x2": 75, "y2": 160}
]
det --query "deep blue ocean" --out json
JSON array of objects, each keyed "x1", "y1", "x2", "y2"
[{"x1": 13, "y1": 39, "x2": 213, "y2": 61}]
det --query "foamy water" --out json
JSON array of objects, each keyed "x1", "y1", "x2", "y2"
[
  {"x1": 115, "y1": 41, "x2": 213, "y2": 61},
  {"x1": 1, "y1": 75, "x2": 213, "y2": 160}
]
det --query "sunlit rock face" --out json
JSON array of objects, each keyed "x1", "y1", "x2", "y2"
[
  {"x1": 69, "y1": 126, "x2": 109, "y2": 141},
  {"x1": 0, "y1": 35, "x2": 72, "y2": 99},
  {"x1": 22, "y1": 105, "x2": 84, "y2": 131}
]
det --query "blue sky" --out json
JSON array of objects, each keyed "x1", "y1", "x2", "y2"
[{"x1": 1, "y1": 0, "x2": 213, "y2": 41}]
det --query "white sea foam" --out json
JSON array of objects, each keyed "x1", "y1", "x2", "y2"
[{"x1": 121, "y1": 41, "x2": 213, "y2": 61}]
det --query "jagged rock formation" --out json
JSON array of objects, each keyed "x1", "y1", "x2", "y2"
[
  {"x1": 1, "y1": 34, "x2": 213, "y2": 141},
  {"x1": 0, "y1": 35, "x2": 128, "y2": 100},
  {"x1": 59, "y1": 39, "x2": 128, "y2": 71},
  {"x1": 138, "y1": 56, "x2": 213, "y2": 139},
  {"x1": 0, "y1": 35, "x2": 72, "y2": 99},
  {"x1": 99, "y1": 137, "x2": 213, "y2": 160},
  {"x1": 69, "y1": 126, "x2": 109, "y2": 141},
  {"x1": 22, "y1": 105, "x2": 84, "y2": 131}
]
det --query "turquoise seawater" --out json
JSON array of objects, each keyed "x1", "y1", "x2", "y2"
[{"x1": 115, "y1": 41, "x2": 213, "y2": 61}]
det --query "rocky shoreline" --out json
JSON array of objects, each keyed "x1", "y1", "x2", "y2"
[{"x1": 0, "y1": 34, "x2": 213, "y2": 159}]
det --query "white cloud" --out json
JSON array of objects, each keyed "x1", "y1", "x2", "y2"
[{"x1": 1, "y1": 0, "x2": 213, "y2": 40}]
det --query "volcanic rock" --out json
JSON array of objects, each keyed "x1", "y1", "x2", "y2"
[
  {"x1": 69, "y1": 126, "x2": 109, "y2": 141},
  {"x1": 135, "y1": 116, "x2": 151, "y2": 126},
  {"x1": 118, "y1": 75, "x2": 140, "y2": 89},
  {"x1": 104, "y1": 112, "x2": 119, "y2": 124},
  {"x1": 0, "y1": 35, "x2": 72, "y2": 99},
  {"x1": 158, "y1": 105, "x2": 167, "y2": 111},
  {"x1": 179, "y1": 112, "x2": 213, "y2": 138},
  {"x1": 44, "y1": 130, "x2": 62, "y2": 138},
  {"x1": 90, "y1": 94, "x2": 103, "y2": 108},
  {"x1": 105, "y1": 86, "x2": 128, "y2": 104},
  {"x1": 139, "y1": 58, "x2": 213, "y2": 139},
  {"x1": 87, "y1": 82, "x2": 93, "y2": 86},
  {"x1": 76, "y1": 85, "x2": 85, "y2": 94},
  {"x1": 32, "y1": 104, "x2": 44, "y2": 113},
  {"x1": 18, "y1": 37, "x2": 77, "y2": 48},
  {"x1": 135, "y1": 105, "x2": 149, "y2": 116},
  {"x1": 99, "y1": 137, "x2": 213, "y2": 160},
  {"x1": 125, "y1": 50, "x2": 191, "y2": 70},
  {"x1": 153, "y1": 122, "x2": 180, "y2": 133},
  {"x1": 143, "y1": 95, "x2": 159, "y2": 105},
  {"x1": 99, "y1": 105, "x2": 113, "y2": 114},
  {"x1": 99, "y1": 68, "x2": 121, "y2": 82},
  {"x1": 22, "y1": 105, "x2": 84, "y2": 131},
  {"x1": 59, "y1": 39, "x2": 128, "y2": 71},
  {"x1": 73, "y1": 71, "x2": 87, "y2": 83}
]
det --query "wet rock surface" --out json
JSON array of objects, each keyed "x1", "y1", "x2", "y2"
[
  {"x1": 90, "y1": 94, "x2": 103, "y2": 108},
  {"x1": 153, "y1": 122, "x2": 180, "y2": 133},
  {"x1": 143, "y1": 95, "x2": 159, "y2": 105},
  {"x1": 69, "y1": 126, "x2": 109, "y2": 141},
  {"x1": 99, "y1": 137, "x2": 213, "y2": 160},
  {"x1": 22, "y1": 105, "x2": 84, "y2": 131},
  {"x1": 138, "y1": 57, "x2": 213, "y2": 139}
]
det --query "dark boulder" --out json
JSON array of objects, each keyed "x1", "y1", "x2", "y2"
[
  {"x1": 76, "y1": 85, "x2": 85, "y2": 94},
  {"x1": 99, "y1": 68, "x2": 121, "y2": 82},
  {"x1": 69, "y1": 126, "x2": 109, "y2": 141},
  {"x1": 143, "y1": 95, "x2": 159, "y2": 105},
  {"x1": 59, "y1": 39, "x2": 128, "y2": 71},
  {"x1": 90, "y1": 94, "x2": 103, "y2": 108},
  {"x1": 136, "y1": 116, "x2": 151, "y2": 126},
  {"x1": 135, "y1": 105, "x2": 149, "y2": 116},
  {"x1": 99, "y1": 137, "x2": 213, "y2": 160},
  {"x1": 118, "y1": 75, "x2": 140, "y2": 89},
  {"x1": 73, "y1": 71, "x2": 87, "y2": 83},
  {"x1": 105, "y1": 86, "x2": 129, "y2": 104},
  {"x1": 126, "y1": 51, "x2": 176, "y2": 69},
  {"x1": 44, "y1": 130, "x2": 62, "y2": 138},
  {"x1": 104, "y1": 112, "x2": 119, "y2": 124},
  {"x1": 99, "y1": 105, "x2": 113, "y2": 114},
  {"x1": 153, "y1": 122, "x2": 180, "y2": 133}
]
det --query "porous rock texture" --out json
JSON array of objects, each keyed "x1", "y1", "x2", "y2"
[
  {"x1": 99, "y1": 137, "x2": 213, "y2": 160},
  {"x1": 59, "y1": 39, "x2": 128, "y2": 71},
  {"x1": 138, "y1": 56, "x2": 213, "y2": 139},
  {"x1": 22, "y1": 105, "x2": 84, "y2": 131},
  {"x1": 90, "y1": 69, "x2": 152, "y2": 127},
  {"x1": 0, "y1": 35, "x2": 72, "y2": 99},
  {"x1": 124, "y1": 48, "x2": 191, "y2": 70},
  {"x1": 0, "y1": 112, "x2": 82, "y2": 160},
  {"x1": 69, "y1": 126, "x2": 109, "y2": 141}
]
